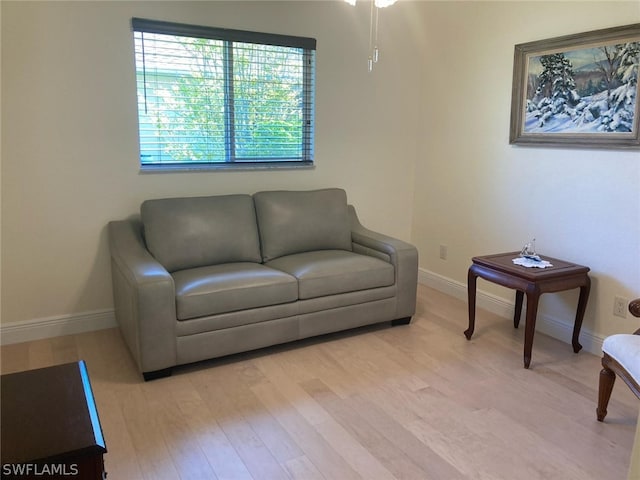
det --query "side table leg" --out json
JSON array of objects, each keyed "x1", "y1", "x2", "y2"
[
  {"x1": 465, "y1": 268, "x2": 477, "y2": 340},
  {"x1": 514, "y1": 290, "x2": 524, "y2": 329},
  {"x1": 572, "y1": 276, "x2": 591, "y2": 353},
  {"x1": 523, "y1": 288, "x2": 541, "y2": 369}
]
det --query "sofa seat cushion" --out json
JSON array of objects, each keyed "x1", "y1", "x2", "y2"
[
  {"x1": 266, "y1": 250, "x2": 394, "y2": 300},
  {"x1": 173, "y1": 263, "x2": 298, "y2": 320}
]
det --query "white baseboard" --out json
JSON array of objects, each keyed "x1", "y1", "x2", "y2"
[
  {"x1": 418, "y1": 267, "x2": 604, "y2": 356},
  {"x1": 0, "y1": 310, "x2": 117, "y2": 346}
]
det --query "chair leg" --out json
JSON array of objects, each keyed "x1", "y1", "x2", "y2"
[{"x1": 597, "y1": 364, "x2": 616, "y2": 422}]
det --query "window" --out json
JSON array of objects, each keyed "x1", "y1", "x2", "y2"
[{"x1": 132, "y1": 18, "x2": 316, "y2": 170}]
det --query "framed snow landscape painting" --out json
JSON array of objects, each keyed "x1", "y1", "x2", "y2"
[{"x1": 510, "y1": 23, "x2": 640, "y2": 149}]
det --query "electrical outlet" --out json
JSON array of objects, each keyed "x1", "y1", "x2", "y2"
[
  {"x1": 439, "y1": 245, "x2": 448, "y2": 260},
  {"x1": 614, "y1": 296, "x2": 628, "y2": 318}
]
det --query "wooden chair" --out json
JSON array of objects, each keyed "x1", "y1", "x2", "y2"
[{"x1": 597, "y1": 298, "x2": 640, "y2": 421}]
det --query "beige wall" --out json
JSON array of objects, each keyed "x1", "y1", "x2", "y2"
[
  {"x1": 1, "y1": 1, "x2": 420, "y2": 324},
  {"x1": 1, "y1": 1, "x2": 639, "y2": 345},
  {"x1": 413, "y1": 1, "x2": 640, "y2": 338}
]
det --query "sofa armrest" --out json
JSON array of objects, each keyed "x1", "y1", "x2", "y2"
[
  {"x1": 108, "y1": 219, "x2": 177, "y2": 374},
  {"x1": 348, "y1": 205, "x2": 418, "y2": 319}
]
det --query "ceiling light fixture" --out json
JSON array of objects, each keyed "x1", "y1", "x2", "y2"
[{"x1": 345, "y1": 0, "x2": 397, "y2": 72}]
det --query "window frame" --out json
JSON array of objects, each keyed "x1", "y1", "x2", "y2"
[{"x1": 132, "y1": 18, "x2": 317, "y2": 172}]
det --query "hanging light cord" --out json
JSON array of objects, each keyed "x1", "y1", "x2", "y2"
[
  {"x1": 349, "y1": 0, "x2": 395, "y2": 72},
  {"x1": 374, "y1": 6, "x2": 380, "y2": 63},
  {"x1": 368, "y1": 1, "x2": 374, "y2": 72}
]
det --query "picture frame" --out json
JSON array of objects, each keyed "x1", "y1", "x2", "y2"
[{"x1": 509, "y1": 23, "x2": 640, "y2": 149}]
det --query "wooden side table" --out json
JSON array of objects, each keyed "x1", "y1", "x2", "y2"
[
  {"x1": 1, "y1": 361, "x2": 107, "y2": 479},
  {"x1": 465, "y1": 252, "x2": 590, "y2": 368}
]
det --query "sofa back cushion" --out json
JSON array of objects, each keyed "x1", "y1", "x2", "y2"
[
  {"x1": 141, "y1": 195, "x2": 262, "y2": 272},
  {"x1": 253, "y1": 189, "x2": 352, "y2": 262}
]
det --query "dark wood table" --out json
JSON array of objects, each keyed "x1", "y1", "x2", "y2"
[
  {"x1": 1, "y1": 361, "x2": 107, "y2": 479},
  {"x1": 465, "y1": 252, "x2": 590, "y2": 368}
]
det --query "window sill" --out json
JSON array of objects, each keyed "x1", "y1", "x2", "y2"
[{"x1": 139, "y1": 162, "x2": 315, "y2": 173}]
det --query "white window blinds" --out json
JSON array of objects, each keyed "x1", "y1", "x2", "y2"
[{"x1": 132, "y1": 18, "x2": 316, "y2": 169}]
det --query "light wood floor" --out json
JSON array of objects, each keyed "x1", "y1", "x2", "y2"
[{"x1": 2, "y1": 285, "x2": 638, "y2": 480}]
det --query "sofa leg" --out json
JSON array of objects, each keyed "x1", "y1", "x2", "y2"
[
  {"x1": 392, "y1": 317, "x2": 412, "y2": 326},
  {"x1": 143, "y1": 367, "x2": 173, "y2": 381}
]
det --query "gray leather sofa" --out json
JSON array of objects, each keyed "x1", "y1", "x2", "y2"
[{"x1": 108, "y1": 188, "x2": 418, "y2": 380}]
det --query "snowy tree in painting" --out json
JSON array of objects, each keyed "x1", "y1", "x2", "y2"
[
  {"x1": 528, "y1": 53, "x2": 580, "y2": 128},
  {"x1": 600, "y1": 42, "x2": 640, "y2": 132},
  {"x1": 525, "y1": 41, "x2": 640, "y2": 134}
]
